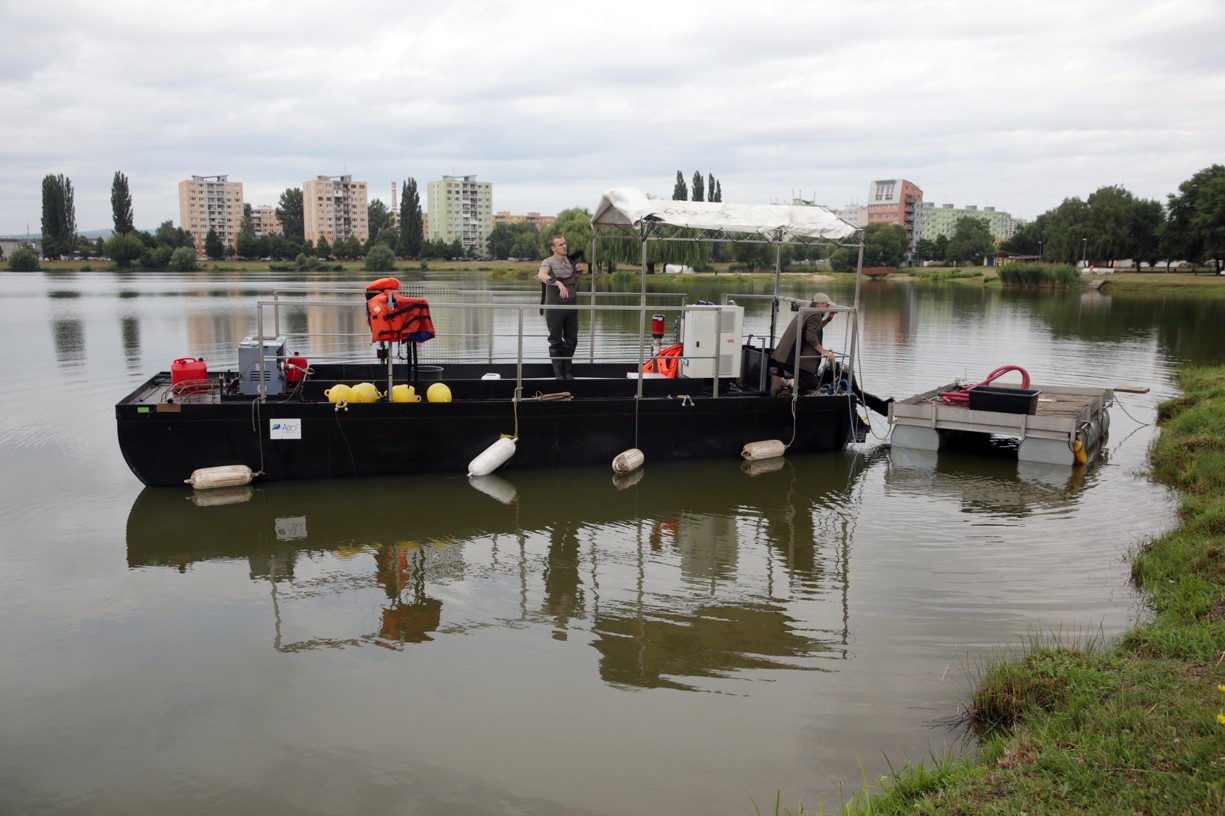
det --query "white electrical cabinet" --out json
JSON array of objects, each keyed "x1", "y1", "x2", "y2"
[{"x1": 680, "y1": 304, "x2": 743, "y2": 379}]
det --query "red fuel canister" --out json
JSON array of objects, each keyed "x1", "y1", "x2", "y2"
[
  {"x1": 172, "y1": 357, "x2": 208, "y2": 385},
  {"x1": 285, "y1": 352, "x2": 308, "y2": 384}
]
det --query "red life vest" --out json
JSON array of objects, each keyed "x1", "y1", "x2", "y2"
[
  {"x1": 366, "y1": 277, "x2": 401, "y2": 292},
  {"x1": 367, "y1": 292, "x2": 435, "y2": 344},
  {"x1": 643, "y1": 344, "x2": 683, "y2": 378}
]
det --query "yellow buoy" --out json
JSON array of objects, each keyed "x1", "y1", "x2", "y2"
[
  {"x1": 350, "y1": 382, "x2": 380, "y2": 403},
  {"x1": 1073, "y1": 438, "x2": 1087, "y2": 465},
  {"x1": 427, "y1": 382, "x2": 452, "y2": 403},
  {"x1": 324, "y1": 384, "x2": 353, "y2": 404},
  {"x1": 390, "y1": 384, "x2": 420, "y2": 403}
]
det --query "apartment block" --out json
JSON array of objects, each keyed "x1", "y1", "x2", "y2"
[
  {"x1": 831, "y1": 204, "x2": 867, "y2": 227},
  {"x1": 178, "y1": 174, "x2": 244, "y2": 255},
  {"x1": 920, "y1": 202, "x2": 1017, "y2": 241},
  {"x1": 493, "y1": 211, "x2": 557, "y2": 230},
  {"x1": 866, "y1": 179, "x2": 923, "y2": 256},
  {"x1": 792, "y1": 198, "x2": 866, "y2": 228},
  {"x1": 304, "y1": 175, "x2": 369, "y2": 245},
  {"x1": 249, "y1": 206, "x2": 283, "y2": 238},
  {"x1": 427, "y1": 175, "x2": 493, "y2": 254}
]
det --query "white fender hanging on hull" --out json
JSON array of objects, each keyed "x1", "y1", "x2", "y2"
[
  {"x1": 468, "y1": 437, "x2": 516, "y2": 477},
  {"x1": 185, "y1": 464, "x2": 255, "y2": 490},
  {"x1": 741, "y1": 440, "x2": 786, "y2": 461},
  {"x1": 612, "y1": 448, "x2": 645, "y2": 474}
]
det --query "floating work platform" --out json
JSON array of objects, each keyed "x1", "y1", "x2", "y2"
[{"x1": 888, "y1": 382, "x2": 1113, "y2": 466}]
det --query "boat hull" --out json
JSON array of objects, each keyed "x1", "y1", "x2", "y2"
[{"x1": 116, "y1": 363, "x2": 854, "y2": 486}]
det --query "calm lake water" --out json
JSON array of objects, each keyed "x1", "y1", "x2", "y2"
[{"x1": 1, "y1": 269, "x2": 1216, "y2": 815}]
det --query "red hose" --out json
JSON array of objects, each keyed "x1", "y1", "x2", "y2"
[{"x1": 940, "y1": 365, "x2": 1030, "y2": 404}]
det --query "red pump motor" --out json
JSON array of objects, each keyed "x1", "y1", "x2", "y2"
[{"x1": 284, "y1": 352, "x2": 308, "y2": 384}]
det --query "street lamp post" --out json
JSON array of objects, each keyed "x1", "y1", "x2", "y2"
[
  {"x1": 1082, "y1": 237, "x2": 1087, "y2": 268},
  {"x1": 1039, "y1": 240, "x2": 1043, "y2": 262}
]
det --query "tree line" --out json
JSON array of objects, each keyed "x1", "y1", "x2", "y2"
[
  {"x1": 999, "y1": 166, "x2": 1224, "y2": 273},
  {"x1": 17, "y1": 166, "x2": 1221, "y2": 274}
]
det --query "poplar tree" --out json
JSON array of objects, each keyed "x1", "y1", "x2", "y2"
[
  {"x1": 672, "y1": 171, "x2": 688, "y2": 201},
  {"x1": 398, "y1": 178, "x2": 424, "y2": 258},
  {"x1": 111, "y1": 171, "x2": 134, "y2": 234},
  {"x1": 276, "y1": 188, "x2": 305, "y2": 242},
  {"x1": 205, "y1": 227, "x2": 225, "y2": 260},
  {"x1": 691, "y1": 171, "x2": 705, "y2": 202},
  {"x1": 40, "y1": 174, "x2": 76, "y2": 259}
]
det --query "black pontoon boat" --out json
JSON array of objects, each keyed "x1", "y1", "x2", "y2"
[{"x1": 116, "y1": 189, "x2": 869, "y2": 486}]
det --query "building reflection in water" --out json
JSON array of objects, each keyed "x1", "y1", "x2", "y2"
[
  {"x1": 121, "y1": 316, "x2": 142, "y2": 370},
  {"x1": 52, "y1": 315, "x2": 85, "y2": 366}
]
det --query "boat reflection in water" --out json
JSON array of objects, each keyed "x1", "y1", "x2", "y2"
[
  {"x1": 885, "y1": 436, "x2": 1097, "y2": 518},
  {"x1": 126, "y1": 454, "x2": 877, "y2": 689}
]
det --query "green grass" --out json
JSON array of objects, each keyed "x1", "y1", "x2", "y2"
[
  {"x1": 758, "y1": 365, "x2": 1225, "y2": 815},
  {"x1": 905, "y1": 267, "x2": 986, "y2": 281},
  {"x1": 996, "y1": 261, "x2": 1083, "y2": 288}
]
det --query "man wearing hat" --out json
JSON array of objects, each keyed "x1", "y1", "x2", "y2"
[
  {"x1": 769, "y1": 293, "x2": 838, "y2": 394},
  {"x1": 769, "y1": 293, "x2": 892, "y2": 416}
]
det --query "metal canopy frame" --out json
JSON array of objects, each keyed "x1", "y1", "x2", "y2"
[{"x1": 589, "y1": 202, "x2": 868, "y2": 388}]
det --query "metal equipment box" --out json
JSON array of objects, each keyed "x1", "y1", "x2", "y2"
[{"x1": 238, "y1": 336, "x2": 287, "y2": 396}]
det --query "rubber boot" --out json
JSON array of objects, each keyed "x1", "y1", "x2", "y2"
[
  {"x1": 552, "y1": 360, "x2": 566, "y2": 379},
  {"x1": 561, "y1": 359, "x2": 575, "y2": 380}
]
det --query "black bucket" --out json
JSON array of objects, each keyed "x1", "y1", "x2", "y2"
[{"x1": 412, "y1": 365, "x2": 444, "y2": 382}]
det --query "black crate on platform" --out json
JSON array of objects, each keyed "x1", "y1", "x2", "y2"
[
  {"x1": 739, "y1": 345, "x2": 771, "y2": 390},
  {"x1": 968, "y1": 386, "x2": 1040, "y2": 415}
]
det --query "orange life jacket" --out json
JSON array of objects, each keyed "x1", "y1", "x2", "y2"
[
  {"x1": 366, "y1": 277, "x2": 401, "y2": 293},
  {"x1": 367, "y1": 292, "x2": 436, "y2": 344},
  {"x1": 643, "y1": 344, "x2": 683, "y2": 378}
]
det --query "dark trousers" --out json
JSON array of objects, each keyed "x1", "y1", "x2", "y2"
[{"x1": 544, "y1": 293, "x2": 578, "y2": 360}]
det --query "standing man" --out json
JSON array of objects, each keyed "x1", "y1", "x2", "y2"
[{"x1": 537, "y1": 235, "x2": 584, "y2": 379}]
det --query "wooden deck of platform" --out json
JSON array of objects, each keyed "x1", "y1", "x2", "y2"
[{"x1": 889, "y1": 382, "x2": 1113, "y2": 465}]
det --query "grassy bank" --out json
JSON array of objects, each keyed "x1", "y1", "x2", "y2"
[{"x1": 776, "y1": 365, "x2": 1224, "y2": 815}]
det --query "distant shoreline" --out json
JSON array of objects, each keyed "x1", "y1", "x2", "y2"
[{"x1": 11, "y1": 258, "x2": 1224, "y2": 291}]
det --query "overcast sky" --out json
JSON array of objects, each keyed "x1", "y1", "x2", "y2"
[{"x1": 2, "y1": 0, "x2": 1222, "y2": 235}]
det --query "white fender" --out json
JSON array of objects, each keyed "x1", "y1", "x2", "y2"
[
  {"x1": 468, "y1": 474, "x2": 518, "y2": 504},
  {"x1": 468, "y1": 437, "x2": 516, "y2": 477},
  {"x1": 741, "y1": 457, "x2": 786, "y2": 477},
  {"x1": 741, "y1": 439, "x2": 786, "y2": 461},
  {"x1": 189, "y1": 484, "x2": 255, "y2": 506},
  {"x1": 185, "y1": 464, "x2": 255, "y2": 490},
  {"x1": 612, "y1": 448, "x2": 645, "y2": 474},
  {"x1": 612, "y1": 468, "x2": 645, "y2": 490}
]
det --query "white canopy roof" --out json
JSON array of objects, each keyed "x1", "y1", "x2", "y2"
[{"x1": 591, "y1": 187, "x2": 859, "y2": 242}]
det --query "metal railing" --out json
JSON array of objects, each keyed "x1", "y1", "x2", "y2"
[{"x1": 249, "y1": 290, "x2": 728, "y2": 400}]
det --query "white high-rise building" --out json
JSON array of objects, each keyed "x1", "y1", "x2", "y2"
[{"x1": 427, "y1": 175, "x2": 493, "y2": 255}]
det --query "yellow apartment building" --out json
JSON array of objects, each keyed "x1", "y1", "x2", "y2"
[
  {"x1": 304, "y1": 175, "x2": 369, "y2": 245},
  {"x1": 178, "y1": 174, "x2": 244, "y2": 255},
  {"x1": 250, "y1": 205, "x2": 283, "y2": 238}
]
